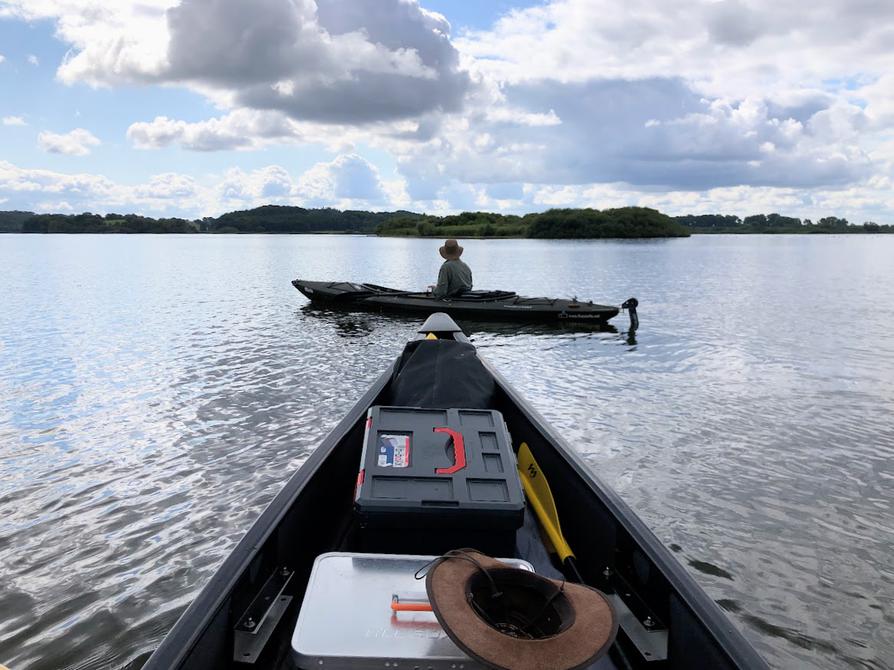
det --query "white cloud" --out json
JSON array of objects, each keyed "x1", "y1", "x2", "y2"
[
  {"x1": 27, "y1": 54, "x2": 39, "y2": 66},
  {"x1": 454, "y1": 0, "x2": 894, "y2": 98},
  {"x1": 132, "y1": 173, "x2": 199, "y2": 200},
  {"x1": 388, "y1": 79, "x2": 876, "y2": 194},
  {"x1": 0, "y1": 160, "x2": 119, "y2": 201},
  {"x1": 297, "y1": 154, "x2": 387, "y2": 204},
  {"x1": 38, "y1": 128, "x2": 101, "y2": 156},
  {"x1": 0, "y1": 159, "x2": 214, "y2": 215},
  {"x1": 217, "y1": 165, "x2": 295, "y2": 203},
  {"x1": 10, "y1": 2, "x2": 872, "y2": 186},
  {"x1": 115, "y1": 0, "x2": 889, "y2": 197},
  {"x1": 0, "y1": 157, "x2": 399, "y2": 216},
  {"x1": 0, "y1": 53, "x2": 5, "y2": 64},
  {"x1": 127, "y1": 110, "x2": 301, "y2": 151},
  {"x1": 483, "y1": 107, "x2": 561, "y2": 127},
  {"x1": 2, "y1": 116, "x2": 27, "y2": 126},
  {"x1": 5, "y1": 0, "x2": 470, "y2": 124},
  {"x1": 35, "y1": 200, "x2": 75, "y2": 213},
  {"x1": 1, "y1": 157, "x2": 892, "y2": 223},
  {"x1": 3, "y1": 0, "x2": 175, "y2": 85},
  {"x1": 2, "y1": 0, "x2": 893, "y2": 220},
  {"x1": 370, "y1": 0, "x2": 892, "y2": 196}
]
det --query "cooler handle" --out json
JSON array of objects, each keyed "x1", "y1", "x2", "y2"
[{"x1": 434, "y1": 427, "x2": 466, "y2": 474}]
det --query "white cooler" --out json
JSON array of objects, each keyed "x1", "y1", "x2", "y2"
[{"x1": 291, "y1": 552, "x2": 534, "y2": 669}]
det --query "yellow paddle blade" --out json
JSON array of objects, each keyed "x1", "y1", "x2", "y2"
[
  {"x1": 425, "y1": 332, "x2": 438, "y2": 340},
  {"x1": 517, "y1": 442, "x2": 575, "y2": 562}
]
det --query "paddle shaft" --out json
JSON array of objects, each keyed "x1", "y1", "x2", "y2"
[
  {"x1": 518, "y1": 443, "x2": 636, "y2": 670},
  {"x1": 518, "y1": 443, "x2": 590, "y2": 587},
  {"x1": 518, "y1": 443, "x2": 576, "y2": 563},
  {"x1": 563, "y1": 556, "x2": 584, "y2": 584}
]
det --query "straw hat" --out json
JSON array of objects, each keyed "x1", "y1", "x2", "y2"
[
  {"x1": 439, "y1": 238, "x2": 464, "y2": 260},
  {"x1": 424, "y1": 550, "x2": 617, "y2": 670}
]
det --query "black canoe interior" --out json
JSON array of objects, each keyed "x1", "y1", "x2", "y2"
[{"x1": 144, "y1": 327, "x2": 764, "y2": 670}]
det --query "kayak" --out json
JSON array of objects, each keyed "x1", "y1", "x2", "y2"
[
  {"x1": 292, "y1": 279, "x2": 624, "y2": 324},
  {"x1": 143, "y1": 313, "x2": 766, "y2": 670}
]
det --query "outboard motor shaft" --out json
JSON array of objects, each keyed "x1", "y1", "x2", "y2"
[{"x1": 621, "y1": 297, "x2": 639, "y2": 332}]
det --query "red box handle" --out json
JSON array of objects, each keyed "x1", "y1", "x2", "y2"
[{"x1": 434, "y1": 427, "x2": 466, "y2": 475}]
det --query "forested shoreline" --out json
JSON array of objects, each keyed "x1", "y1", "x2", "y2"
[
  {"x1": 675, "y1": 213, "x2": 890, "y2": 234},
  {"x1": 375, "y1": 207, "x2": 690, "y2": 238},
  {"x1": 1, "y1": 205, "x2": 890, "y2": 237}
]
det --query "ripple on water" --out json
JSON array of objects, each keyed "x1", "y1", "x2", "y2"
[{"x1": 1, "y1": 234, "x2": 893, "y2": 670}]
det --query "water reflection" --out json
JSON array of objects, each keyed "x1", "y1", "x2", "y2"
[
  {"x1": 1, "y1": 234, "x2": 893, "y2": 670},
  {"x1": 299, "y1": 305, "x2": 377, "y2": 338},
  {"x1": 299, "y1": 302, "x2": 625, "y2": 341}
]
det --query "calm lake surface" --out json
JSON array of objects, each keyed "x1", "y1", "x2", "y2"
[{"x1": 1, "y1": 234, "x2": 892, "y2": 670}]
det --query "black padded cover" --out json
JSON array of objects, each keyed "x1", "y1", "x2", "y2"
[{"x1": 388, "y1": 339, "x2": 495, "y2": 410}]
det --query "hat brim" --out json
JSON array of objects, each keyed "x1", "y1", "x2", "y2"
[
  {"x1": 439, "y1": 245, "x2": 463, "y2": 260},
  {"x1": 426, "y1": 552, "x2": 617, "y2": 670}
]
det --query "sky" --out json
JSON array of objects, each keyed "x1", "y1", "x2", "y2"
[{"x1": 0, "y1": 0, "x2": 892, "y2": 222}]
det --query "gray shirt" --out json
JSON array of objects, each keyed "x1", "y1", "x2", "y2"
[{"x1": 432, "y1": 259, "x2": 473, "y2": 299}]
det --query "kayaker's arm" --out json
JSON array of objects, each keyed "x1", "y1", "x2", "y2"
[{"x1": 431, "y1": 263, "x2": 450, "y2": 299}]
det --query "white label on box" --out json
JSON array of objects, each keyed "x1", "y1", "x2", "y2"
[{"x1": 377, "y1": 434, "x2": 410, "y2": 468}]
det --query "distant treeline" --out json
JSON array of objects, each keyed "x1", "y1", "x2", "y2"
[
  {"x1": 5, "y1": 206, "x2": 402, "y2": 235},
  {"x1": 0, "y1": 210, "x2": 36, "y2": 233},
  {"x1": 2, "y1": 205, "x2": 890, "y2": 237},
  {"x1": 376, "y1": 207, "x2": 689, "y2": 238},
  {"x1": 378, "y1": 210, "x2": 528, "y2": 237},
  {"x1": 3, "y1": 205, "x2": 688, "y2": 238},
  {"x1": 208, "y1": 205, "x2": 408, "y2": 233},
  {"x1": 20, "y1": 212, "x2": 198, "y2": 234},
  {"x1": 675, "y1": 213, "x2": 891, "y2": 234}
]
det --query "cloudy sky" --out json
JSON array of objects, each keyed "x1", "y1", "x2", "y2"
[{"x1": 0, "y1": 0, "x2": 892, "y2": 221}]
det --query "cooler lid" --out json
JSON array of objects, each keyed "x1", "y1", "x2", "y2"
[{"x1": 291, "y1": 552, "x2": 534, "y2": 669}]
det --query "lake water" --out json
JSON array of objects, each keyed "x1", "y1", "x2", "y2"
[{"x1": 1, "y1": 234, "x2": 892, "y2": 670}]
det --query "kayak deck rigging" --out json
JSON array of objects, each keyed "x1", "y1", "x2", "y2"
[{"x1": 360, "y1": 282, "x2": 522, "y2": 302}]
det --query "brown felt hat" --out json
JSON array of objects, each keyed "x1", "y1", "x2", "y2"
[
  {"x1": 425, "y1": 551, "x2": 617, "y2": 670},
  {"x1": 439, "y1": 238, "x2": 464, "y2": 260}
]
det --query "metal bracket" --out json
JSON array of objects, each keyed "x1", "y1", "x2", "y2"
[
  {"x1": 233, "y1": 566, "x2": 294, "y2": 664},
  {"x1": 607, "y1": 593, "x2": 668, "y2": 662}
]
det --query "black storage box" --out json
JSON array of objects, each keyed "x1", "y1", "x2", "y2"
[{"x1": 354, "y1": 406, "x2": 525, "y2": 556}]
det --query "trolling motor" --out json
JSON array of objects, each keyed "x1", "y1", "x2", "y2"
[{"x1": 621, "y1": 297, "x2": 639, "y2": 332}]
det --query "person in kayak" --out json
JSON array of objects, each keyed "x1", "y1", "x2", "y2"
[{"x1": 429, "y1": 238, "x2": 473, "y2": 299}]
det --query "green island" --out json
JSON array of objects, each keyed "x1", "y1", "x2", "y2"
[{"x1": 1, "y1": 205, "x2": 890, "y2": 237}]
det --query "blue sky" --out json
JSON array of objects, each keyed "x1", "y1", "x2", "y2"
[{"x1": 0, "y1": 0, "x2": 892, "y2": 222}]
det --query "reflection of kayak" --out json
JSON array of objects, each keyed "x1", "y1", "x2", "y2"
[
  {"x1": 292, "y1": 279, "x2": 622, "y2": 324},
  {"x1": 144, "y1": 313, "x2": 767, "y2": 670}
]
